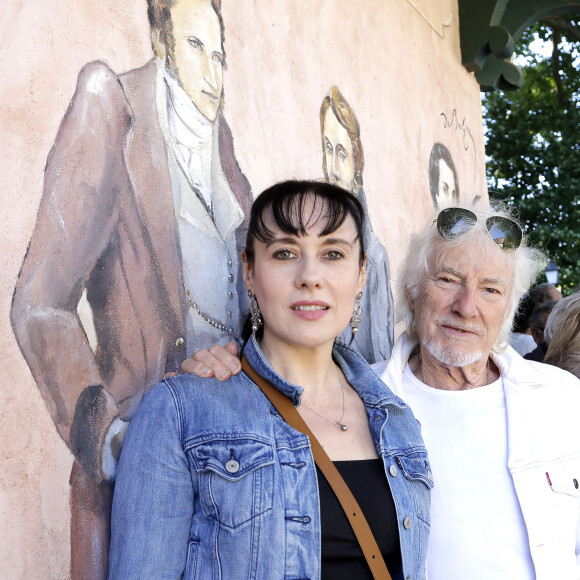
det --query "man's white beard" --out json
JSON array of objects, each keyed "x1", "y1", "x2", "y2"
[{"x1": 423, "y1": 338, "x2": 483, "y2": 367}]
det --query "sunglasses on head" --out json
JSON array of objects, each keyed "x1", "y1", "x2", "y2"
[{"x1": 434, "y1": 207, "x2": 524, "y2": 251}]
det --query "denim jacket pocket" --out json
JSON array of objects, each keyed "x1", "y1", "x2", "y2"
[
  {"x1": 396, "y1": 451, "x2": 434, "y2": 489},
  {"x1": 189, "y1": 437, "x2": 275, "y2": 529}
]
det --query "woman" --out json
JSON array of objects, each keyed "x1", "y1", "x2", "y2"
[
  {"x1": 543, "y1": 292, "x2": 580, "y2": 378},
  {"x1": 109, "y1": 180, "x2": 431, "y2": 579}
]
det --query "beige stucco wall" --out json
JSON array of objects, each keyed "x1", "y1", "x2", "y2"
[{"x1": 0, "y1": 0, "x2": 486, "y2": 577}]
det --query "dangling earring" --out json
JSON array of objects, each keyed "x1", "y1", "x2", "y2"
[
  {"x1": 350, "y1": 292, "x2": 362, "y2": 334},
  {"x1": 248, "y1": 289, "x2": 262, "y2": 333}
]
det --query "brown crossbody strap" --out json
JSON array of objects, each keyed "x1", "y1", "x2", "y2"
[{"x1": 241, "y1": 356, "x2": 392, "y2": 580}]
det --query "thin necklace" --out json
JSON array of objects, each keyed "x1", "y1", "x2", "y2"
[
  {"x1": 301, "y1": 364, "x2": 348, "y2": 432},
  {"x1": 417, "y1": 353, "x2": 490, "y2": 386}
]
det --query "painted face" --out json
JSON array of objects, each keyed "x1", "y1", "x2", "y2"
[
  {"x1": 169, "y1": 0, "x2": 223, "y2": 122},
  {"x1": 436, "y1": 159, "x2": 457, "y2": 207},
  {"x1": 323, "y1": 108, "x2": 356, "y2": 193},
  {"x1": 411, "y1": 243, "x2": 512, "y2": 366},
  {"x1": 244, "y1": 199, "x2": 366, "y2": 354}
]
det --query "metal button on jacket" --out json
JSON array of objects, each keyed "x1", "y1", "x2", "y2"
[
  {"x1": 403, "y1": 516, "x2": 412, "y2": 529},
  {"x1": 176, "y1": 337, "x2": 185, "y2": 351},
  {"x1": 228, "y1": 274, "x2": 234, "y2": 283},
  {"x1": 389, "y1": 465, "x2": 398, "y2": 477},
  {"x1": 225, "y1": 459, "x2": 240, "y2": 473}
]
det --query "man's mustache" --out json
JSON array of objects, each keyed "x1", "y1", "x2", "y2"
[{"x1": 436, "y1": 316, "x2": 485, "y2": 336}]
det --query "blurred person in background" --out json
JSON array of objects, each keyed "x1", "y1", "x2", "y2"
[
  {"x1": 510, "y1": 283, "x2": 561, "y2": 356},
  {"x1": 523, "y1": 300, "x2": 558, "y2": 362},
  {"x1": 543, "y1": 292, "x2": 580, "y2": 378}
]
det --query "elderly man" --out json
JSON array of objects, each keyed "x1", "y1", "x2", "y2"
[
  {"x1": 188, "y1": 204, "x2": 580, "y2": 579},
  {"x1": 11, "y1": 0, "x2": 251, "y2": 577},
  {"x1": 373, "y1": 205, "x2": 580, "y2": 579}
]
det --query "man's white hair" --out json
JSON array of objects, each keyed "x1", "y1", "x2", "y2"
[{"x1": 396, "y1": 202, "x2": 547, "y2": 351}]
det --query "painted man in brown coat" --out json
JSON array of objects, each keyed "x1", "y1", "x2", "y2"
[{"x1": 10, "y1": 0, "x2": 251, "y2": 577}]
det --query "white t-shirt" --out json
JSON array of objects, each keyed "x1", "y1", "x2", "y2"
[{"x1": 402, "y1": 364, "x2": 535, "y2": 580}]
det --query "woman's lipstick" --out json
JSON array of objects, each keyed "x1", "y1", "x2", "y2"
[{"x1": 290, "y1": 301, "x2": 329, "y2": 321}]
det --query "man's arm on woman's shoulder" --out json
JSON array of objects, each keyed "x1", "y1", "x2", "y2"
[{"x1": 179, "y1": 342, "x2": 242, "y2": 380}]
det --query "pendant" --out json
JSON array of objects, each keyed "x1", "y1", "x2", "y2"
[{"x1": 340, "y1": 424, "x2": 348, "y2": 432}]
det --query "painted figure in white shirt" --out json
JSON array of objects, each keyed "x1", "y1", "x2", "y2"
[{"x1": 10, "y1": 0, "x2": 251, "y2": 578}]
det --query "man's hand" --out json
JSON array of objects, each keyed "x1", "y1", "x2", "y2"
[{"x1": 179, "y1": 341, "x2": 242, "y2": 380}]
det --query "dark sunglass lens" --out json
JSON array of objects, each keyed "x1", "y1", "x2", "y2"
[
  {"x1": 486, "y1": 217, "x2": 522, "y2": 250},
  {"x1": 437, "y1": 208, "x2": 476, "y2": 238}
]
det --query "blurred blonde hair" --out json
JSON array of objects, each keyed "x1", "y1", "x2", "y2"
[{"x1": 544, "y1": 293, "x2": 580, "y2": 378}]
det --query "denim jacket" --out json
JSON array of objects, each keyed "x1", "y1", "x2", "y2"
[{"x1": 109, "y1": 336, "x2": 432, "y2": 579}]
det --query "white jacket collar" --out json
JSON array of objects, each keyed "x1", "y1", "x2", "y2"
[{"x1": 376, "y1": 332, "x2": 418, "y2": 399}]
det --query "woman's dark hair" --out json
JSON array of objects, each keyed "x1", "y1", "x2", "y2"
[{"x1": 242, "y1": 180, "x2": 366, "y2": 342}]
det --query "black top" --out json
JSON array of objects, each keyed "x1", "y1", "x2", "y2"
[{"x1": 318, "y1": 458, "x2": 402, "y2": 580}]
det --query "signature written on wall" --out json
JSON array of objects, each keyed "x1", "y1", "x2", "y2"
[{"x1": 440, "y1": 109, "x2": 475, "y2": 152}]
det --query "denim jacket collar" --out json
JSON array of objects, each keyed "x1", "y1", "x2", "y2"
[{"x1": 244, "y1": 334, "x2": 408, "y2": 410}]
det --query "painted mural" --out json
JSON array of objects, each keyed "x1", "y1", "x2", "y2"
[
  {"x1": 435, "y1": 108, "x2": 482, "y2": 208},
  {"x1": 320, "y1": 86, "x2": 394, "y2": 362},
  {"x1": 428, "y1": 142, "x2": 460, "y2": 208},
  {"x1": 1, "y1": 0, "x2": 489, "y2": 576},
  {"x1": 10, "y1": 0, "x2": 252, "y2": 576}
]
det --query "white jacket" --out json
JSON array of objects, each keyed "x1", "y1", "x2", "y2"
[{"x1": 374, "y1": 333, "x2": 580, "y2": 580}]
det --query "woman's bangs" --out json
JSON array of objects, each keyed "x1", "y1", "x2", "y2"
[{"x1": 254, "y1": 191, "x2": 351, "y2": 243}]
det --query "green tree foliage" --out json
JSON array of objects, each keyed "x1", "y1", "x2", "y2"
[{"x1": 483, "y1": 15, "x2": 580, "y2": 294}]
